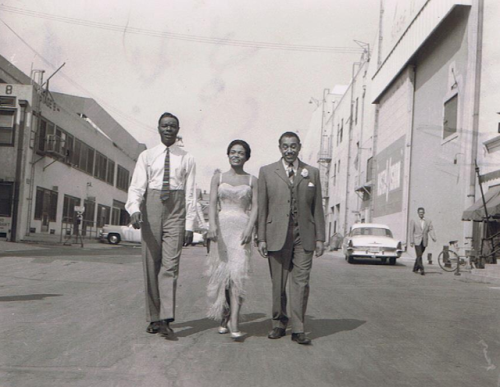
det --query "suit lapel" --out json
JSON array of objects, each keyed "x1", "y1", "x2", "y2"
[
  {"x1": 294, "y1": 160, "x2": 306, "y2": 188},
  {"x1": 274, "y1": 161, "x2": 290, "y2": 185}
]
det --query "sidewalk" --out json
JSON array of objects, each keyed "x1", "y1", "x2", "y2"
[
  {"x1": 21, "y1": 233, "x2": 101, "y2": 246},
  {"x1": 460, "y1": 263, "x2": 500, "y2": 285}
]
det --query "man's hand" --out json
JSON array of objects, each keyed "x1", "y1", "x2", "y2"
[
  {"x1": 315, "y1": 241, "x2": 325, "y2": 257},
  {"x1": 258, "y1": 241, "x2": 268, "y2": 258},
  {"x1": 183, "y1": 230, "x2": 193, "y2": 246},
  {"x1": 207, "y1": 226, "x2": 218, "y2": 242},
  {"x1": 131, "y1": 212, "x2": 142, "y2": 229}
]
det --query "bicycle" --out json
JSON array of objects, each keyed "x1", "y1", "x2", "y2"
[{"x1": 437, "y1": 241, "x2": 474, "y2": 272}]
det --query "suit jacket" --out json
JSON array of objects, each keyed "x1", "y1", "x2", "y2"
[
  {"x1": 409, "y1": 218, "x2": 436, "y2": 247},
  {"x1": 257, "y1": 159, "x2": 325, "y2": 252}
]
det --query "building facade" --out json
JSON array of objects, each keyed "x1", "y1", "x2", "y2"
[
  {"x1": 0, "y1": 55, "x2": 146, "y2": 241},
  {"x1": 313, "y1": 0, "x2": 498, "y2": 258}
]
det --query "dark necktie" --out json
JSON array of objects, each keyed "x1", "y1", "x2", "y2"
[
  {"x1": 288, "y1": 163, "x2": 295, "y2": 183},
  {"x1": 160, "y1": 147, "x2": 170, "y2": 201}
]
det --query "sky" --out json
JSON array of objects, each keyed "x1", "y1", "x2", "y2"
[{"x1": 0, "y1": 0, "x2": 380, "y2": 191}]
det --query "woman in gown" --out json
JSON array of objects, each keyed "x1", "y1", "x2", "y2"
[{"x1": 206, "y1": 140, "x2": 258, "y2": 339}]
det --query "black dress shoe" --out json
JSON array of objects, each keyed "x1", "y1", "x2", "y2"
[
  {"x1": 157, "y1": 320, "x2": 174, "y2": 338},
  {"x1": 291, "y1": 333, "x2": 311, "y2": 345},
  {"x1": 146, "y1": 322, "x2": 160, "y2": 334},
  {"x1": 268, "y1": 327, "x2": 286, "y2": 339},
  {"x1": 421, "y1": 271, "x2": 425, "y2": 276}
]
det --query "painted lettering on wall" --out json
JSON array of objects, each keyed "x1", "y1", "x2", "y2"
[{"x1": 374, "y1": 136, "x2": 406, "y2": 217}]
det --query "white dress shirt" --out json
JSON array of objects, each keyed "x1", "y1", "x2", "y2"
[{"x1": 126, "y1": 142, "x2": 197, "y2": 231}]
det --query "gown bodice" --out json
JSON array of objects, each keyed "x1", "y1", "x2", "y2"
[{"x1": 218, "y1": 183, "x2": 252, "y2": 213}]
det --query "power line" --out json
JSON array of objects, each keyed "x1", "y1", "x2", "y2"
[
  {"x1": 0, "y1": 4, "x2": 363, "y2": 54},
  {"x1": 0, "y1": 18, "x2": 158, "y2": 135}
]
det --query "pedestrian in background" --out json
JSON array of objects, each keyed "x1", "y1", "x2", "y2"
[
  {"x1": 126, "y1": 112, "x2": 196, "y2": 339},
  {"x1": 409, "y1": 207, "x2": 436, "y2": 276}
]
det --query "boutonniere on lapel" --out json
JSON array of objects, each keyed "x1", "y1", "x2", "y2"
[{"x1": 301, "y1": 169, "x2": 309, "y2": 178}]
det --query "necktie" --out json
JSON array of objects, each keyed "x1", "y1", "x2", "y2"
[
  {"x1": 288, "y1": 163, "x2": 295, "y2": 183},
  {"x1": 160, "y1": 147, "x2": 170, "y2": 201}
]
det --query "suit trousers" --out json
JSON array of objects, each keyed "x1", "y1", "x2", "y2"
[
  {"x1": 413, "y1": 241, "x2": 426, "y2": 273},
  {"x1": 141, "y1": 189, "x2": 186, "y2": 322},
  {"x1": 268, "y1": 217, "x2": 313, "y2": 333}
]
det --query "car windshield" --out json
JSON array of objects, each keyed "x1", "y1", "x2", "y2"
[{"x1": 351, "y1": 227, "x2": 393, "y2": 238}]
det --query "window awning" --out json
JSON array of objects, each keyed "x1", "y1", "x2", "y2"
[{"x1": 462, "y1": 185, "x2": 500, "y2": 221}]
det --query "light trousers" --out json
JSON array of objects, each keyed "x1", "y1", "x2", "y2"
[{"x1": 141, "y1": 189, "x2": 186, "y2": 322}]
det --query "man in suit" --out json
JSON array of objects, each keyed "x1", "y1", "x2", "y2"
[
  {"x1": 126, "y1": 112, "x2": 196, "y2": 338},
  {"x1": 257, "y1": 132, "x2": 325, "y2": 345},
  {"x1": 409, "y1": 207, "x2": 436, "y2": 276}
]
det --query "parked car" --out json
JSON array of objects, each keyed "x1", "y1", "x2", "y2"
[
  {"x1": 342, "y1": 223, "x2": 403, "y2": 265},
  {"x1": 100, "y1": 224, "x2": 205, "y2": 246}
]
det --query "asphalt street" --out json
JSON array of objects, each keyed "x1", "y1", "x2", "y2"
[{"x1": 1, "y1": 242, "x2": 500, "y2": 387}]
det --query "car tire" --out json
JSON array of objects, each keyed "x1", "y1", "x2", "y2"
[
  {"x1": 108, "y1": 233, "x2": 121, "y2": 245},
  {"x1": 389, "y1": 257, "x2": 396, "y2": 265},
  {"x1": 381, "y1": 257, "x2": 387, "y2": 264},
  {"x1": 347, "y1": 255, "x2": 354, "y2": 264}
]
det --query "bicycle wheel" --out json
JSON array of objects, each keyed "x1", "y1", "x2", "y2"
[{"x1": 438, "y1": 250, "x2": 460, "y2": 272}]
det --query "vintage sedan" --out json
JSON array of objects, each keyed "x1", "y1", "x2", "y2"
[
  {"x1": 100, "y1": 224, "x2": 204, "y2": 246},
  {"x1": 342, "y1": 223, "x2": 403, "y2": 265}
]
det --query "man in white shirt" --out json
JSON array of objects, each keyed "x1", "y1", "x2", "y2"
[
  {"x1": 409, "y1": 207, "x2": 436, "y2": 276},
  {"x1": 126, "y1": 112, "x2": 196, "y2": 338}
]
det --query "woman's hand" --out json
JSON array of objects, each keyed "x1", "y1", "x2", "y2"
[
  {"x1": 207, "y1": 226, "x2": 218, "y2": 242},
  {"x1": 241, "y1": 229, "x2": 253, "y2": 245}
]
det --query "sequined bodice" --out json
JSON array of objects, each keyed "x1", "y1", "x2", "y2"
[{"x1": 218, "y1": 183, "x2": 252, "y2": 212}]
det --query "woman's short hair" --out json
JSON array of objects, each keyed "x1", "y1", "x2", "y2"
[
  {"x1": 158, "y1": 112, "x2": 180, "y2": 127},
  {"x1": 227, "y1": 139, "x2": 251, "y2": 160}
]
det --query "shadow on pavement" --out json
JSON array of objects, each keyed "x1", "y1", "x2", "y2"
[
  {"x1": 171, "y1": 313, "x2": 267, "y2": 338},
  {"x1": 306, "y1": 317, "x2": 366, "y2": 340},
  {"x1": 0, "y1": 293, "x2": 62, "y2": 302}
]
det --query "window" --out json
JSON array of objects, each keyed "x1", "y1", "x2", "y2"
[
  {"x1": 86, "y1": 147, "x2": 95, "y2": 175},
  {"x1": 112, "y1": 200, "x2": 129, "y2": 225},
  {"x1": 106, "y1": 160, "x2": 115, "y2": 185},
  {"x1": 117, "y1": 165, "x2": 130, "y2": 191},
  {"x1": 34, "y1": 187, "x2": 58, "y2": 221},
  {"x1": 0, "y1": 182, "x2": 13, "y2": 216},
  {"x1": 443, "y1": 95, "x2": 458, "y2": 140},
  {"x1": 65, "y1": 134, "x2": 74, "y2": 164},
  {"x1": 355, "y1": 98, "x2": 359, "y2": 125},
  {"x1": 333, "y1": 163, "x2": 337, "y2": 186},
  {"x1": 37, "y1": 119, "x2": 47, "y2": 153},
  {"x1": 0, "y1": 109, "x2": 15, "y2": 145},
  {"x1": 340, "y1": 119, "x2": 344, "y2": 143},
  {"x1": 83, "y1": 199, "x2": 96, "y2": 225},
  {"x1": 97, "y1": 204, "x2": 111, "y2": 227},
  {"x1": 366, "y1": 157, "x2": 373, "y2": 182},
  {"x1": 94, "y1": 152, "x2": 107, "y2": 181},
  {"x1": 62, "y1": 194, "x2": 81, "y2": 223}
]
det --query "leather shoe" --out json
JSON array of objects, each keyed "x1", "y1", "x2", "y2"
[
  {"x1": 421, "y1": 271, "x2": 425, "y2": 276},
  {"x1": 157, "y1": 320, "x2": 174, "y2": 338},
  {"x1": 146, "y1": 322, "x2": 160, "y2": 334},
  {"x1": 291, "y1": 333, "x2": 311, "y2": 345},
  {"x1": 268, "y1": 327, "x2": 286, "y2": 339}
]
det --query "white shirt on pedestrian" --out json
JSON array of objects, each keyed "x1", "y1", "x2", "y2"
[{"x1": 126, "y1": 142, "x2": 196, "y2": 231}]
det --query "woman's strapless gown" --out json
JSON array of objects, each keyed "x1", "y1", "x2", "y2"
[{"x1": 206, "y1": 182, "x2": 252, "y2": 320}]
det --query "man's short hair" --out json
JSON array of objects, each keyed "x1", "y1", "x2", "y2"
[
  {"x1": 417, "y1": 207, "x2": 425, "y2": 212},
  {"x1": 279, "y1": 131, "x2": 301, "y2": 145},
  {"x1": 158, "y1": 112, "x2": 180, "y2": 127}
]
